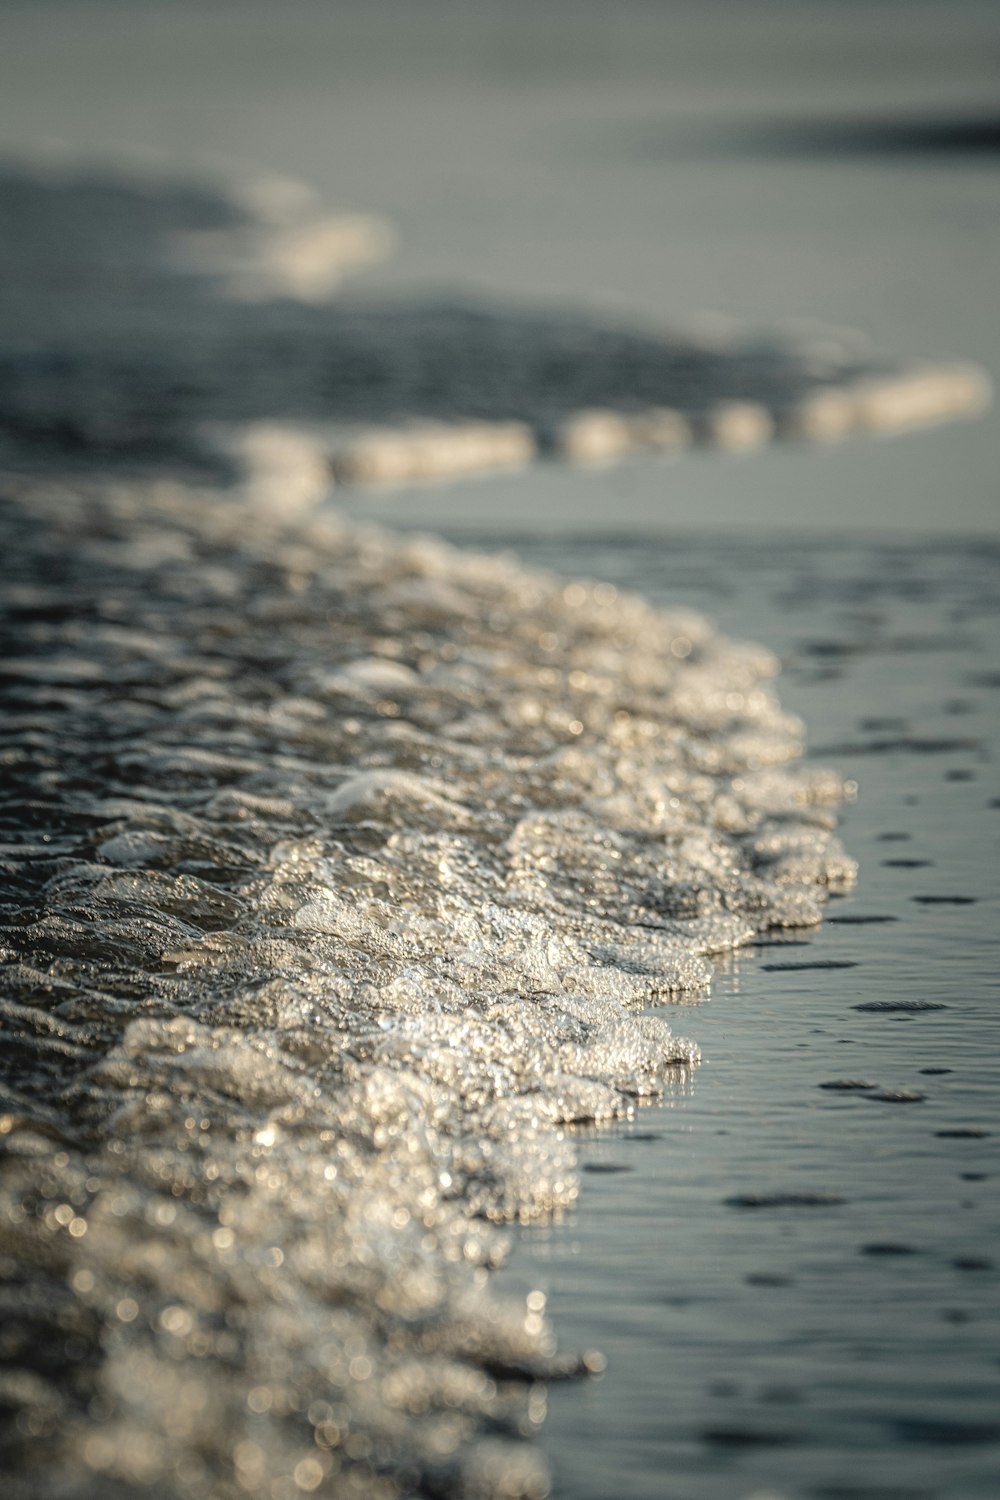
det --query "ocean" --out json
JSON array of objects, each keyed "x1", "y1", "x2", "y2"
[{"x1": 1, "y1": 4, "x2": 998, "y2": 1498}]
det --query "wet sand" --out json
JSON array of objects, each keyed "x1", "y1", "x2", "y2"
[{"x1": 478, "y1": 530, "x2": 1000, "y2": 1500}]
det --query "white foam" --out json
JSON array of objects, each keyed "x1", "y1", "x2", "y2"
[{"x1": 0, "y1": 475, "x2": 855, "y2": 1498}]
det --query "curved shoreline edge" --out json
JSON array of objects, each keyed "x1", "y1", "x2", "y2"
[
  {"x1": 1, "y1": 471, "x2": 856, "y2": 1499},
  {"x1": 206, "y1": 355, "x2": 992, "y2": 503}
]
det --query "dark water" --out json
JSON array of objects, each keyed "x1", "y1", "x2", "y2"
[{"x1": 472, "y1": 532, "x2": 1000, "y2": 1500}]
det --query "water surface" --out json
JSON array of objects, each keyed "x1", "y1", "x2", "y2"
[{"x1": 477, "y1": 531, "x2": 1000, "y2": 1500}]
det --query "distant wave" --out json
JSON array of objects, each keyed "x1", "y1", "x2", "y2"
[{"x1": 0, "y1": 156, "x2": 989, "y2": 500}]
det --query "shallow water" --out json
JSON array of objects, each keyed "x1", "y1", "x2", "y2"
[
  {"x1": 3, "y1": 480, "x2": 996, "y2": 1499},
  {"x1": 1, "y1": 8, "x2": 998, "y2": 1495},
  {"x1": 3, "y1": 0, "x2": 1000, "y2": 529},
  {"x1": 471, "y1": 530, "x2": 1000, "y2": 1500},
  {"x1": 1, "y1": 476, "x2": 869, "y2": 1499}
]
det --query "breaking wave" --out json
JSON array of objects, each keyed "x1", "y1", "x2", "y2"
[
  {"x1": 0, "y1": 157, "x2": 989, "y2": 497},
  {"x1": 0, "y1": 475, "x2": 855, "y2": 1498}
]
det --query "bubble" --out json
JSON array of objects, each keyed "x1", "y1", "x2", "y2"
[{"x1": 0, "y1": 474, "x2": 854, "y2": 1497}]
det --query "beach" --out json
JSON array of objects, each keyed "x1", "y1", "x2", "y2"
[
  {"x1": 1, "y1": 4, "x2": 999, "y2": 1498},
  {"x1": 4, "y1": 0, "x2": 1000, "y2": 531}
]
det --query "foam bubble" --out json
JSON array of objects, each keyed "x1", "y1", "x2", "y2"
[{"x1": 0, "y1": 475, "x2": 854, "y2": 1497}]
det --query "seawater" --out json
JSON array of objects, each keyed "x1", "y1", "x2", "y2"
[
  {"x1": 0, "y1": 477, "x2": 859, "y2": 1499},
  {"x1": 475, "y1": 531, "x2": 1000, "y2": 1500}
]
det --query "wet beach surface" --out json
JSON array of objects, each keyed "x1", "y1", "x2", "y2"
[
  {"x1": 1, "y1": 474, "x2": 873, "y2": 1500},
  {"x1": 464, "y1": 530, "x2": 1000, "y2": 1500},
  {"x1": 2, "y1": 6, "x2": 999, "y2": 1495},
  {"x1": 1, "y1": 173, "x2": 997, "y2": 1500},
  {"x1": 2, "y1": 478, "x2": 997, "y2": 1500}
]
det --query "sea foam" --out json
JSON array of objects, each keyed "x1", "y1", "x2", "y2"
[{"x1": 0, "y1": 475, "x2": 854, "y2": 1498}]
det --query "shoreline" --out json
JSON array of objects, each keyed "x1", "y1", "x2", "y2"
[{"x1": 0, "y1": 471, "x2": 855, "y2": 1499}]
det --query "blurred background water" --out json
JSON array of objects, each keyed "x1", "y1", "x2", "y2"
[
  {"x1": 3, "y1": 0, "x2": 999, "y2": 531},
  {"x1": 486, "y1": 532, "x2": 1000, "y2": 1500}
]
